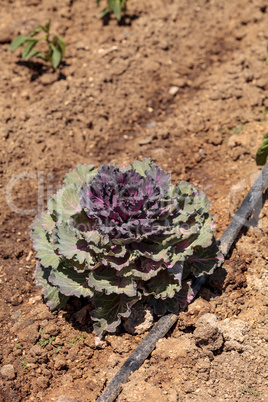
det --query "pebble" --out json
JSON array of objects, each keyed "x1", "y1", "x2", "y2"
[
  {"x1": 0, "y1": 364, "x2": 15, "y2": 380},
  {"x1": 123, "y1": 303, "x2": 154, "y2": 335},
  {"x1": 193, "y1": 313, "x2": 223, "y2": 352},
  {"x1": 139, "y1": 137, "x2": 152, "y2": 145},
  {"x1": 169, "y1": 86, "x2": 179, "y2": 96}
]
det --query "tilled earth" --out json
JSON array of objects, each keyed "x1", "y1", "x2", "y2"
[{"x1": 0, "y1": 0, "x2": 268, "y2": 401}]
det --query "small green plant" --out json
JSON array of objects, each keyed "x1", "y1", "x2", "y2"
[
  {"x1": 96, "y1": 0, "x2": 128, "y2": 21},
  {"x1": 256, "y1": 133, "x2": 268, "y2": 165},
  {"x1": 69, "y1": 339, "x2": 77, "y2": 347},
  {"x1": 9, "y1": 20, "x2": 65, "y2": 70},
  {"x1": 238, "y1": 387, "x2": 259, "y2": 396},
  {"x1": 232, "y1": 124, "x2": 245, "y2": 135},
  {"x1": 20, "y1": 356, "x2": 27, "y2": 369},
  {"x1": 38, "y1": 336, "x2": 56, "y2": 347},
  {"x1": 15, "y1": 343, "x2": 23, "y2": 349},
  {"x1": 55, "y1": 346, "x2": 62, "y2": 354},
  {"x1": 77, "y1": 333, "x2": 85, "y2": 342},
  {"x1": 40, "y1": 328, "x2": 45, "y2": 335}
]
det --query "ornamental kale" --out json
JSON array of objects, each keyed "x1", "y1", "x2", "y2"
[{"x1": 31, "y1": 159, "x2": 223, "y2": 336}]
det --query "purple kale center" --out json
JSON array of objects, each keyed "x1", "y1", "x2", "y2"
[{"x1": 79, "y1": 164, "x2": 170, "y2": 238}]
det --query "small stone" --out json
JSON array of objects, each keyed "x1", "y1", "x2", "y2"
[
  {"x1": 123, "y1": 303, "x2": 154, "y2": 335},
  {"x1": 139, "y1": 137, "x2": 152, "y2": 146},
  {"x1": 11, "y1": 311, "x2": 20, "y2": 319},
  {"x1": 17, "y1": 323, "x2": 39, "y2": 343},
  {"x1": 218, "y1": 318, "x2": 249, "y2": 343},
  {"x1": 10, "y1": 294, "x2": 23, "y2": 306},
  {"x1": 36, "y1": 376, "x2": 49, "y2": 389},
  {"x1": 169, "y1": 86, "x2": 179, "y2": 96},
  {"x1": 44, "y1": 323, "x2": 60, "y2": 337},
  {"x1": 0, "y1": 364, "x2": 16, "y2": 380},
  {"x1": 193, "y1": 313, "x2": 223, "y2": 352},
  {"x1": 187, "y1": 298, "x2": 211, "y2": 317},
  {"x1": 95, "y1": 337, "x2": 107, "y2": 349},
  {"x1": 54, "y1": 357, "x2": 67, "y2": 370}
]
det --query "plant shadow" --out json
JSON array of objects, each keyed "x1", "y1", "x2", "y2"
[{"x1": 16, "y1": 60, "x2": 68, "y2": 82}]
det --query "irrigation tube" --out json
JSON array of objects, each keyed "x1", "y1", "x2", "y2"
[{"x1": 97, "y1": 163, "x2": 268, "y2": 402}]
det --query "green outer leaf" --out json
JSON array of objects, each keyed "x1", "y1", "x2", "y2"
[
  {"x1": 24, "y1": 49, "x2": 45, "y2": 60},
  {"x1": 88, "y1": 266, "x2": 137, "y2": 297},
  {"x1": 190, "y1": 215, "x2": 214, "y2": 249},
  {"x1": 64, "y1": 164, "x2": 96, "y2": 186},
  {"x1": 49, "y1": 266, "x2": 93, "y2": 298},
  {"x1": 22, "y1": 39, "x2": 39, "y2": 59},
  {"x1": 31, "y1": 212, "x2": 60, "y2": 269},
  {"x1": 133, "y1": 242, "x2": 170, "y2": 263},
  {"x1": 98, "y1": 7, "x2": 110, "y2": 19},
  {"x1": 122, "y1": 258, "x2": 164, "y2": 281},
  {"x1": 129, "y1": 159, "x2": 153, "y2": 176},
  {"x1": 30, "y1": 26, "x2": 43, "y2": 37},
  {"x1": 148, "y1": 280, "x2": 194, "y2": 315},
  {"x1": 110, "y1": 0, "x2": 121, "y2": 20},
  {"x1": 256, "y1": 132, "x2": 268, "y2": 165},
  {"x1": 39, "y1": 211, "x2": 56, "y2": 233},
  {"x1": 9, "y1": 35, "x2": 30, "y2": 50},
  {"x1": 54, "y1": 36, "x2": 66, "y2": 57},
  {"x1": 184, "y1": 240, "x2": 224, "y2": 279},
  {"x1": 55, "y1": 222, "x2": 95, "y2": 266},
  {"x1": 91, "y1": 293, "x2": 140, "y2": 336},
  {"x1": 43, "y1": 20, "x2": 51, "y2": 33},
  {"x1": 50, "y1": 44, "x2": 62, "y2": 69},
  {"x1": 144, "y1": 269, "x2": 182, "y2": 299},
  {"x1": 48, "y1": 184, "x2": 82, "y2": 222},
  {"x1": 35, "y1": 262, "x2": 69, "y2": 310}
]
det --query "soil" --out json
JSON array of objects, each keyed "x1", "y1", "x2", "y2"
[{"x1": 0, "y1": 0, "x2": 268, "y2": 401}]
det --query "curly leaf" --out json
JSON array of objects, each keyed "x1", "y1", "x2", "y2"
[
  {"x1": 49, "y1": 266, "x2": 93, "y2": 298},
  {"x1": 148, "y1": 280, "x2": 194, "y2": 315},
  {"x1": 91, "y1": 293, "x2": 139, "y2": 336},
  {"x1": 64, "y1": 163, "x2": 96, "y2": 187},
  {"x1": 55, "y1": 222, "x2": 95, "y2": 266},
  {"x1": 144, "y1": 269, "x2": 182, "y2": 299},
  {"x1": 48, "y1": 185, "x2": 81, "y2": 221},
  {"x1": 129, "y1": 158, "x2": 153, "y2": 176},
  {"x1": 123, "y1": 258, "x2": 164, "y2": 281},
  {"x1": 184, "y1": 240, "x2": 224, "y2": 278},
  {"x1": 31, "y1": 212, "x2": 60, "y2": 269},
  {"x1": 35, "y1": 262, "x2": 69, "y2": 310},
  {"x1": 88, "y1": 266, "x2": 137, "y2": 297}
]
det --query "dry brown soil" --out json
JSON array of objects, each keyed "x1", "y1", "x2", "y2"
[{"x1": 0, "y1": 0, "x2": 268, "y2": 401}]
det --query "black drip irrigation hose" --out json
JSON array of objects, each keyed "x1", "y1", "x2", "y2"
[{"x1": 97, "y1": 163, "x2": 268, "y2": 402}]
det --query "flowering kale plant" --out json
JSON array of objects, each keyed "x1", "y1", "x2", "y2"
[{"x1": 31, "y1": 159, "x2": 223, "y2": 336}]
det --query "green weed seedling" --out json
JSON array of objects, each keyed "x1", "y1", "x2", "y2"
[
  {"x1": 9, "y1": 20, "x2": 65, "y2": 70},
  {"x1": 38, "y1": 336, "x2": 56, "y2": 347},
  {"x1": 96, "y1": 0, "x2": 128, "y2": 21},
  {"x1": 20, "y1": 356, "x2": 27, "y2": 370},
  {"x1": 238, "y1": 387, "x2": 259, "y2": 396},
  {"x1": 69, "y1": 333, "x2": 85, "y2": 346}
]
